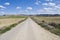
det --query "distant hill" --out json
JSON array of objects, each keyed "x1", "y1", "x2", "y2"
[{"x1": 35, "y1": 14, "x2": 60, "y2": 16}]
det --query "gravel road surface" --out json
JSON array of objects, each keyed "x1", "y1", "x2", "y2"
[{"x1": 0, "y1": 18, "x2": 60, "y2": 40}]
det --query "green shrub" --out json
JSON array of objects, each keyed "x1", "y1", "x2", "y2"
[{"x1": 42, "y1": 20, "x2": 45, "y2": 23}]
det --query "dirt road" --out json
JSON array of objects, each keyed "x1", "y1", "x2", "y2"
[{"x1": 0, "y1": 18, "x2": 60, "y2": 40}]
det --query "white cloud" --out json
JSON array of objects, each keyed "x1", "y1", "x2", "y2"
[
  {"x1": 25, "y1": 10, "x2": 29, "y2": 12},
  {"x1": 36, "y1": 6, "x2": 60, "y2": 14},
  {"x1": 55, "y1": 5, "x2": 60, "y2": 9},
  {"x1": 26, "y1": 7, "x2": 32, "y2": 10},
  {"x1": 44, "y1": 7, "x2": 52, "y2": 10},
  {"x1": 49, "y1": 2, "x2": 56, "y2": 6},
  {"x1": 0, "y1": 5, "x2": 6, "y2": 9},
  {"x1": 43, "y1": 7, "x2": 54, "y2": 12},
  {"x1": 4, "y1": 2, "x2": 10, "y2": 5},
  {"x1": 46, "y1": 0, "x2": 50, "y2": 1},
  {"x1": 25, "y1": 7, "x2": 33, "y2": 13},
  {"x1": 35, "y1": 0, "x2": 41, "y2": 5},
  {"x1": 42, "y1": 2, "x2": 56, "y2": 6},
  {"x1": 42, "y1": 3, "x2": 48, "y2": 5},
  {"x1": 37, "y1": 9, "x2": 54, "y2": 14},
  {"x1": 45, "y1": 0, "x2": 53, "y2": 1},
  {"x1": 16, "y1": 6, "x2": 21, "y2": 9},
  {"x1": 36, "y1": 3, "x2": 60, "y2": 14}
]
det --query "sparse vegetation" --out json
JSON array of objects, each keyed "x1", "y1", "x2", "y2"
[
  {"x1": 48, "y1": 22, "x2": 60, "y2": 29},
  {"x1": 0, "y1": 15, "x2": 27, "y2": 19},
  {"x1": 0, "y1": 16, "x2": 27, "y2": 35},
  {"x1": 31, "y1": 16, "x2": 60, "y2": 36},
  {"x1": 0, "y1": 18, "x2": 25, "y2": 29},
  {"x1": 0, "y1": 18, "x2": 27, "y2": 34}
]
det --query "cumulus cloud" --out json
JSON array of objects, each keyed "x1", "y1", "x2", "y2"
[
  {"x1": 42, "y1": 2, "x2": 56, "y2": 6},
  {"x1": 55, "y1": 5, "x2": 60, "y2": 9},
  {"x1": 25, "y1": 7, "x2": 33, "y2": 13},
  {"x1": 0, "y1": 5, "x2": 6, "y2": 9},
  {"x1": 25, "y1": 10, "x2": 29, "y2": 12},
  {"x1": 37, "y1": 1, "x2": 59, "y2": 14},
  {"x1": 26, "y1": 7, "x2": 32, "y2": 10},
  {"x1": 35, "y1": 0, "x2": 41, "y2": 5},
  {"x1": 45, "y1": 0, "x2": 53, "y2": 1},
  {"x1": 43, "y1": 8, "x2": 51, "y2": 10},
  {"x1": 16, "y1": 6, "x2": 21, "y2": 9},
  {"x1": 37, "y1": 9, "x2": 53, "y2": 14},
  {"x1": 36, "y1": 5, "x2": 60, "y2": 14},
  {"x1": 49, "y1": 2, "x2": 56, "y2": 6},
  {"x1": 46, "y1": 0, "x2": 50, "y2": 1},
  {"x1": 42, "y1": 3, "x2": 48, "y2": 6},
  {"x1": 42, "y1": 2, "x2": 60, "y2": 11},
  {"x1": 4, "y1": 2, "x2": 10, "y2": 5},
  {"x1": 43, "y1": 7, "x2": 54, "y2": 12}
]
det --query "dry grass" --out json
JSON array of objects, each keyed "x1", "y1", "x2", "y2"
[
  {"x1": 34, "y1": 16, "x2": 60, "y2": 24},
  {"x1": 0, "y1": 18, "x2": 25, "y2": 29},
  {"x1": 31, "y1": 16, "x2": 60, "y2": 36}
]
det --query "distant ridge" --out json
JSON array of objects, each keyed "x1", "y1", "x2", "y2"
[
  {"x1": 0, "y1": 14, "x2": 60, "y2": 16},
  {"x1": 35, "y1": 14, "x2": 60, "y2": 16}
]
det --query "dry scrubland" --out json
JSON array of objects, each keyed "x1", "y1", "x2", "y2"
[
  {"x1": 0, "y1": 16, "x2": 27, "y2": 34},
  {"x1": 31, "y1": 16, "x2": 60, "y2": 36},
  {"x1": 34, "y1": 16, "x2": 60, "y2": 24},
  {"x1": 0, "y1": 17, "x2": 25, "y2": 29}
]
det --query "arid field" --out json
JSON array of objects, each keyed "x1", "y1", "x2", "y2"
[
  {"x1": 31, "y1": 16, "x2": 60, "y2": 36},
  {"x1": 33, "y1": 16, "x2": 60, "y2": 24},
  {"x1": 0, "y1": 18, "x2": 25, "y2": 29}
]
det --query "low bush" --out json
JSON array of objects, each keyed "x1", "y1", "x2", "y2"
[
  {"x1": 48, "y1": 22, "x2": 60, "y2": 29},
  {"x1": 42, "y1": 20, "x2": 45, "y2": 23}
]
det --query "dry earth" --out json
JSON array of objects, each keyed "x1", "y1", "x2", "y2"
[
  {"x1": 0, "y1": 18, "x2": 60, "y2": 40},
  {"x1": 0, "y1": 18, "x2": 25, "y2": 29},
  {"x1": 34, "y1": 16, "x2": 60, "y2": 24}
]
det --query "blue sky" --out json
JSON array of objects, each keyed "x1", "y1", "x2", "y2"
[{"x1": 0, "y1": 0, "x2": 60, "y2": 15}]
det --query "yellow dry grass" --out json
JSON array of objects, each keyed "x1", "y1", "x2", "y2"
[
  {"x1": 34, "y1": 16, "x2": 60, "y2": 24},
  {"x1": 0, "y1": 18, "x2": 25, "y2": 29}
]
